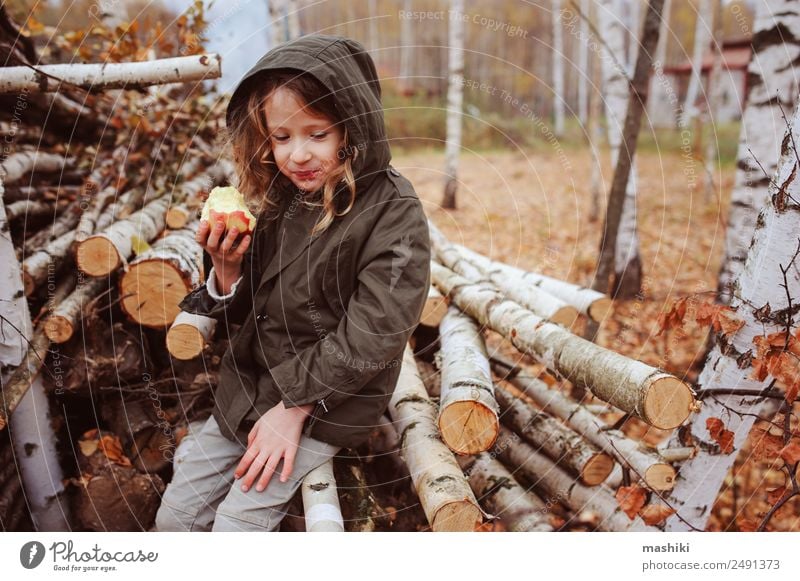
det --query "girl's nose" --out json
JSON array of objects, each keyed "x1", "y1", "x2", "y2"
[{"x1": 290, "y1": 142, "x2": 313, "y2": 164}]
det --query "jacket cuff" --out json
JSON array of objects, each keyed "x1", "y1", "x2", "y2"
[{"x1": 207, "y1": 266, "x2": 242, "y2": 300}]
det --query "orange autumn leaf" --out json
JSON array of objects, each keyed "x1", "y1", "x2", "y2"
[
  {"x1": 656, "y1": 297, "x2": 689, "y2": 336},
  {"x1": 639, "y1": 504, "x2": 675, "y2": 526},
  {"x1": 616, "y1": 485, "x2": 647, "y2": 520},
  {"x1": 706, "y1": 417, "x2": 735, "y2": 454},
  {"x1": 694, "y1": 302, "x2": 743, "y2": 337},
  {"x1": 751, "y1": 426, "x2": 785, "y2": 460},
  {"x1": 767, "y1": 486, "x2": 788, "y2": 504},
  {"x1": 779, "y1": 442, "x2": 800, "y2": 465},
  {"x1": 97, "y1": 434, "x2": 132, "y2": 467}
]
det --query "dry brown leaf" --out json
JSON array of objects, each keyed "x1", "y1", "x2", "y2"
[
  {"x1": 707, "y1": 417, "x2": 735, "y2": 454},
  {"x1": 767, "y1": 486, "x2": 788, "y2": 504},
  {"x1": 779, "y1": 442, "x2": 800, "y2": 465},
  {"x1": 639, "y1": 504, "x2": 675, "y2": 526},
  {"x1": 98, "y1": 434, "x2": 132, "y2": 467},
  {"x1": 751, "y1": 425, "x2": 786, "y2": 460},
  {"x1": 616, "y1": 485, "x2": 647, "y2": 520}
]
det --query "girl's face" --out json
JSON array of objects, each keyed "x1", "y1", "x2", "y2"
[{"x1": 263, "y1": 86, "x2": 344, "y2": 193}]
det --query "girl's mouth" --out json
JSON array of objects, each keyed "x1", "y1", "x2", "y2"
[{"x1": 293, "y1": 169, "x2": 320, "y2": 180}]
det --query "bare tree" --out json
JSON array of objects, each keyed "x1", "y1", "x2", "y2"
[
  {"x1": 442, "y1": 0, "x2": 465, "y2": 210},
  {"x1": 552, "y1": 0, "x2": 566, "y2": 136}
]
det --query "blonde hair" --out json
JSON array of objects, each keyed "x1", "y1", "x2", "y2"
[{"x1": 225, "y1": 70, "x2": 357, "y2": 235}]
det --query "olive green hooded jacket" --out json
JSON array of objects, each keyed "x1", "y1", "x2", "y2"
[{"x1": 178, "y1": 35, "x2": 431, "y2": 449}]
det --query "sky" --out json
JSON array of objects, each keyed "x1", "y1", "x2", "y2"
[{"x1": 161, "y1": 0, "x2": 274, "y2": 95}]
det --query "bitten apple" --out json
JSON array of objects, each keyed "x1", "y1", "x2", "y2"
[{"x1": 200, "y1": 186, "x2": 257, "y2": 236}]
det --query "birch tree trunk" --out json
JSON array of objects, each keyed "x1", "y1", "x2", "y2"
[
  {"x1": 442, "y1": 0, "x2": 465, "y2": 210},
  {"x1": 662, "y1": 93, "x2": 800, "y2": 532},
  {"x1": 578, "y1": 0, "x2": 590, "y2": 126},
  {"x1": 703, "y1": 0, "x2": 724, "y2": 201},
  {"x1": 593, "y1": 0, "x2": 665, "y2": 298},
  {"x1": 680, "y1": 0, "x2": 713, "y2": 128},
  {"x1": 398, "y1": 0, "x2": 414, "y2": 95},
  {"x1": 552, "y1": 0, "x2": 566, "y2": 137},
  {"x1": 716, "y1": 0, "x2": 800, "y2": 303}
]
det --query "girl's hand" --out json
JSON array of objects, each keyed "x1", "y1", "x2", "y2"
[
  {"x1": 196, "y1": 219, "x2": 251, "y2": 293},
  {"x1": 233, "y1": 400, "x2": 315, "y2": 493}
]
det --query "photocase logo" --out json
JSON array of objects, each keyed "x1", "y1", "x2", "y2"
[
  {"x1": 390, "y1": 233, "x2": 413, "y2": 293},
  {"x1": 19, "y1": 541, "x2": 46, "y2": 569}
]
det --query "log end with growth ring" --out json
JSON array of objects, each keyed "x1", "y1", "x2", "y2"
[
  {"x1": 120, "y1": 260, "x2": 191, "y2": 328},
  {"x1": 644, "y1": 463, "x2": 677, "y2": 491},
  {"x1": 581, "y1": 453, "x2": 615, "y2": 486},
  {"x1": 166, "y1": 208, "x2": 190, "y2": 230},
  {"x1": 438, "y1": 401, "x2": 499, "y2": 455},
  {"x1": 22, "y1": 271, "x2": 37, "y2": 297},
  {"x1": 588, "y1": 297, "x2": 613, "y2": 323},
  {"x1": 166, "y1": 324, "x2": 206, "y2": 360},
  {"x1": 551, "y1": 305, "x2": 580, "y2": 328},
  {"x1": 76, "y1": 236, "x2": 120, "y2": 276},
  {"x1": 44, "y1": 316, "x2": 74, "y2": 344},
  {"x1": 432, "y1": 500, "x2": 483, "y2": 532},
  {"x1": 642, "y1": 376, "x2": 694, "y2": 429}
]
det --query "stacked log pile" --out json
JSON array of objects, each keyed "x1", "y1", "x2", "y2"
[{"x1": 0, "y1": 7, "x2": 697, "y2": 533}]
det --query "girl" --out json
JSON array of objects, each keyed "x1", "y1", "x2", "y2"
[{"x1": 155, "y1": 35, "x2": 431, "y2": 532}]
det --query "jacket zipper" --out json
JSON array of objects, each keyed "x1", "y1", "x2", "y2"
[{"x1": 303, "y1": 398, "x2": 329, "y2": 437}]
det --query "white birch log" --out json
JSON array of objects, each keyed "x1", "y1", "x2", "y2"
[
  {"x1": 5, "y1": 199, "x2": 54, "y2": 222},
  {"x1": 0, "y1": 177, "x2": 70, "y2": 529},
  {"x1": 437, "y1": 306, "x2": 499, "y2": 454},
  {"x1": 74, "y1": 184, "x2": 117, "y2": 246},
  {"x1": 166, "y1": 172, "x2": 212, "y2": 229},
  {"x1": 166, "y1": 311, "x2": 217, "y2": 360},
  {"x1": 495, "y1": 385, "x2": 614, "y2": 486},
  {"x1": 23, "y1": 197, "x2": 82, "y2": 257},
  {"x1": 119, "y1": 223, "x2": 204, "y2": 328},
  {"x1": 302, "y1": 459, "x2": 344, "y2": 532},
  {"x1": 458, "y1": 452, "x2": 554, "y2": 531},
  {"x1": 421, "y1": 285, "x2": 448, "y2": 327},
  {"x1": 442, "y1": 0, "x2": 465, "y2": 209},
  {"x1": 0, "y1": 151, "x2": 71, "y2": 184},
  {"x1": 0, "y1": 54, "x2": 222, "y2": 93},
  {"x1": 716, "y1": 0, "x2": 800, "y2": 302},
  {"x1": 44, "y1": 276, "x2": 109, "y2": 344},
  {"x1": 662, "y1": 92, "x2": 800, "y2": 532},
  {"x1": 597, "y1": 0, "x2": 642, "y2": 297},
  {"x1": 429, "y1": 225, "x2": 580, "y2": 326},
  {"x1": 457, "y1": 244, "x2": 611, "y2": 322},
  {"x1": 493, "y1": 427, "x2": 657, "y2": 531},
  {"x1": 494, "y1": 365, "x2": 677, "y2": 491},
  {"x1": 388, "y1": 345, "x2": 483, "y2": 531},
  {"x1": 76, "y1": 195, "x2": 170, "y2": 277},
  {"x1": 432, "y1": 261, "x2": 694, "y2": 429}
]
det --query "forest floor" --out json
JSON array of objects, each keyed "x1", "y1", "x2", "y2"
[{"x1": 395, "y1": 146, "x2": 800, "y2": 531}]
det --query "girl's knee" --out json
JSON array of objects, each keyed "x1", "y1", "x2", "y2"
[{"x1": 154, "y1": 498, "x2": 213, "y2": 532}]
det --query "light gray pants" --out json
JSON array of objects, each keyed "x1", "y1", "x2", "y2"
[{"x1": 155, "y1": 414, "x2": 341, "y2": 532}]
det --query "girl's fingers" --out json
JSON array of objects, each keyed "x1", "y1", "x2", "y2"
[
  {"x1": 206, "y1": 220, "x2": 226, "y2": 250},
  {"x1": 220, "y1": 227, "x2": 240, "y2": 254},
  {"x1": 234, "y1": 235, "x2": 252, "y2": 258},
  {"x1": 280, "y1": 446, "x2": 297, "y2": 483},
  {"x1": 233, "y1": 446, "x2": 259, "y2": 480},
  {"x1": 195, "y1": 220, "x2": 210, "y2": 244},
  {"x1": 256, "y1": 455, "x2": 282, "y2": 492},
  {"x1": 240, "y1": 451, "x2": 269, "y2": 492}
]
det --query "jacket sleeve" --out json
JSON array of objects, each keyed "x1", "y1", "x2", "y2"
[
  {"x1": 177, "y1": 226, "x2": 263, "y2": 328},
  {"x1": 270, "y1": 196, "x2": 432, "y2": 411}
]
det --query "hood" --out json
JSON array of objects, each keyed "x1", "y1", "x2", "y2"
[{"x1": 226, "y1": 35, "x2": 391, "y2": 189}]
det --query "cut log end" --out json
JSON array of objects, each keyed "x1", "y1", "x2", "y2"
[
  {"x1": 421, "y1": 294, "x2": 448, "y2": 327},
  {"x1": 438, "y1": 401, "x2": 499, "y2": 455},
  {"x1": 166, "y1": 208, "x2": 191, "y2": 230},
  {"x1": 44, "y1": 315, "x2": 74, "y2": 344},
  {"x1": 76, "y1": 236, "x2": 120, "y2": 277},
  {"x1": 22, "y1": 271, "x2": 36, "y2": 297},
  {"x1": 550, "y1": 305, "x2": 580, "y2": 327},
  {"x1": 588, "y1": 297, "x2": 613, "y2": 322},
  {"x1": 431, "y1": 500, "x2": 482, "y2": 532},
  {"x1": 642, "y1": 376, "x2": 695, "y2": 429},
  {"x1": 120, "y1": 260, "x2": 191, "y2": 328},
  {"x1": 166, "y1": 323, "x2": 206, "y2": 360},
  {"x1": 644, "y1": 463, "x2": 677, "y2": 491},
  {"x1": 581, "y1": 453, "x2": 615, "y2": 486}
]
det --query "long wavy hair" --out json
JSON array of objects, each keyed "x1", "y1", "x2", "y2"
[{"x1": 224, "y1": 69, "x2": 357, "y2": 235}]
